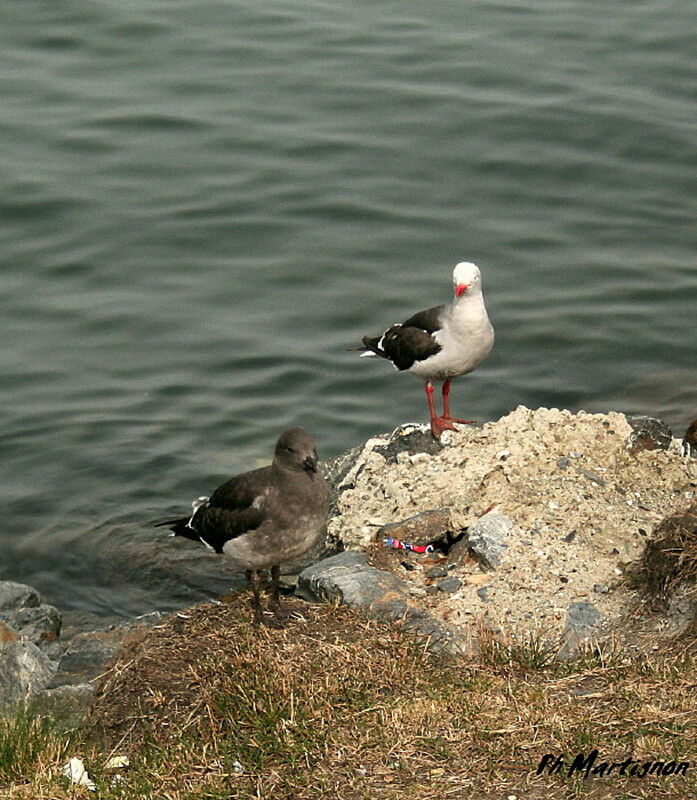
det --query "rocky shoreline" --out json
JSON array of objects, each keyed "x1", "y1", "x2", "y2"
[{"x1": 2, "y1": 406, "x2": 696, "y2": 716}]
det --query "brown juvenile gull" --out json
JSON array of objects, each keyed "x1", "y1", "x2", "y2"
[
  {"x1": 358, "y1": 261, "x2": 495, "y2": 437},
  {"x1": 156, "y1": 427, "x2": 329, "y2": 626}
]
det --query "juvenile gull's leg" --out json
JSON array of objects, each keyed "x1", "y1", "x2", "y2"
[
  {"x1": 267, "y1": 564, "x2": 289, "y2": 627},
  {"x1": 246, "y1": 569, "x2": 264, "y2": 626}
]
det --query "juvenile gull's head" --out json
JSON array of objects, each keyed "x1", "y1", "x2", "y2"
[{"x1": 274, "y1": 426, "x2": 319, "y2": 474}]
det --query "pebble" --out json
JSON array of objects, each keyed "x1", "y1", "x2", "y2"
[
  {"x1": 425, "y1": 565, "x2": 448, "y2": 579},
  {"x1": 577, "y1": 467, "x2": 606, "y2": 486},
  {"x1": 436, "y1": 577, "x2": 463, "y2": 593}
]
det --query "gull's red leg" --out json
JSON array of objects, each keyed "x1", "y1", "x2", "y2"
[
  {"x1": 441, "y1": 378, "x2": 472, "y2": 424},
  {"x1": 425, "y1": 380, "x2": 457, "y2": 438}
]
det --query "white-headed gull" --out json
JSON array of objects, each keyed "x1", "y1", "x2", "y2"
[
  {"x1": 156, "y1": 427, "x2": 329, "y2": 626},
  {"x1": 359, "y1": 261, "x2": 494, "y2": 437}
]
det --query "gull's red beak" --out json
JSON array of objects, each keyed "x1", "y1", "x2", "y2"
[{"x1": 455, "y1": 283, "x2": 469, "y2": 297}]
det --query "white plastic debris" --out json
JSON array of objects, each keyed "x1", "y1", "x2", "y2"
[
  {"x1": 62, "y1": 757, "x2": 96, "y2": 791},
  {"x1": 232, "y1": 760, "x2": 245, "y2": 774},
  {"x1": 105, "y1": 755, "x2": 130, "y2": 770}
]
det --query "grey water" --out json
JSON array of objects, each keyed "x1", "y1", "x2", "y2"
[{"x1": 1, "y1": 0, "x2": 695, "y2": 619}]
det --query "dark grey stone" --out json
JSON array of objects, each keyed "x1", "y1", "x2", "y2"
[
  {"x1": 477, "y1": 586, "x2": 490, "y2": 601},
  {"x1": 425, "y1": 565, "x2": 449, "y2": 579},
  {"x1": 466, "y1": 511, "x2": 514, "y2": 569},
  {"x1": 558, "y1": 601, "x2": 603, "y2": 661},
  {"x1": 373, "y1": 427, "x2": 443, "y2": 462},
  {"x1": 436, "y1": 577, "x2": 462, "y2": 593},
  {"x1": 562, "y1": 530, "x2": 577, "y2": 543},
  {"x1": 0, "y1": 581, "x2": 40, "y2": 612},
  {"x1": 593, "y1": 584, "x2": 610, "y2": 594},
  {"x1": 49, "y1": 632, "x2": 120, "y2": 688},
  {"x1": 296, "y1": 552, "x2": 468, "y2": 655},
  {"x1": 626, "y1": 416, "x2": 673, "y2": 453}
]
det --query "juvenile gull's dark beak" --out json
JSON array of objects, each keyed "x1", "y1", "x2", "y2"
[{"x1": 303, "y1": 455, "x2": 318, "y2": 474}]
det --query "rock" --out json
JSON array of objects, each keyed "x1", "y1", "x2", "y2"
[
  {"x1": 558, "y1": 602, "x2": 603, "y2": 661},
  {"x1": 436, "y1": 577, "x2": 462, "y2": 593},
  {"x1": 683, "y1": 419, "x2": 697, "y2": 458},
  {"x1": 446, "y1": 536, "x2": 473, "y2": 566},
  {"x1": 0, "y1": 637, "x2": 57, "y2": 709},
  {"x1": 425, "y1": 565, "x2": 449, "y2": 579},
  {"x1": 50, "y1": 631, "x2": 120, "y2": 688},
  {"x1": 296, "y1": 552, "x2": 468, "y2": 655},
  {"x1": 0, "y1": 582, "x2": 63, "y2": 659},
  {"x1": 377, "y1": 509, "x2": 453, "y2": 548},
  {"x1": 373, "y1": 426, "x2": 443, "y2": 462},
  {"x1": 0, "y1": 581, "x2": 40, "y2": 612},
  {"x1": 30, "y1": 683, "x2": 94, "y2": 724},
  {"x1": 49, "y1": 611, "x2": 166, "y2": 688},
  {"x1": 296, "y1": 551, "x2": 406, "y2": 608},
  {"x1": 626, "y1": 416, "x2": 672, "y2": 453},
  {"x1": 2, "y1": 604, "x2": 62, "y2": 659},
  {"x1": 0, "y1": 621, "x2": 19, "y2": 643},
  {"x1": 466, "y1": 510, "x2": 514, "y2": 570},
  {"x1": 321, "y1": 444, "x2": 366, "y2": 490}
]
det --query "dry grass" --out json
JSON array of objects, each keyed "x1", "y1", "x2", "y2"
[
  {"x1": 640, "y1": 503, "x2": 697, "y2": 603},
  {"x1": 2, "y1": 592, "x2": 696, "y2": 800}
]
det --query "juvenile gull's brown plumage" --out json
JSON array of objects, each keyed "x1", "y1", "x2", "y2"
[{"x1": 156, "y1": 427, "x2": 329, "y2": 626}]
